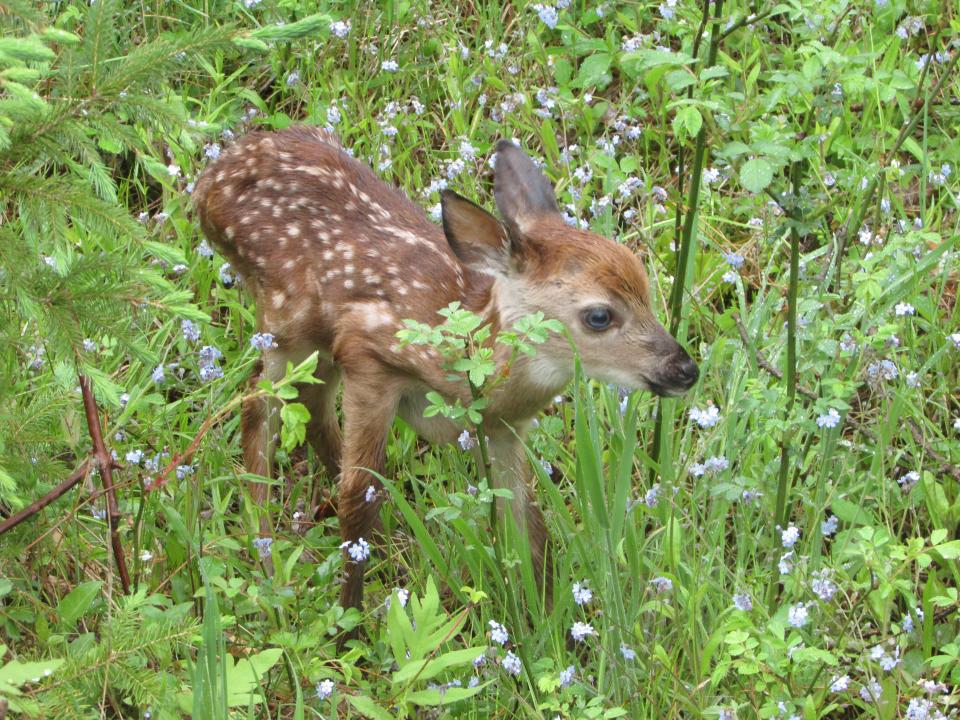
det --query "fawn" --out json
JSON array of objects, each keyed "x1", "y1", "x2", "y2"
[{"x1": 193, "y1": 126, "x2": 698, "y2": 613}]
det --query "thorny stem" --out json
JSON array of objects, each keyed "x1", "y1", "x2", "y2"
[
  {"x1": 80, "y1": 374, "x2": 131, "y2": 594},
  {"x1": 0, "y1": 459, "x2": 92, "y2": 536}
]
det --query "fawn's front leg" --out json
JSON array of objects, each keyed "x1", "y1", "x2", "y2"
[
  {"x1": 337, "y1": 371, "x2": 401, "y2": 612},
  {"x1": 242, "y1": 360, "x2": 280, "y2": 536},
  {"x1": 487, "y1": 425, "x2": 553, "y2": 607}
]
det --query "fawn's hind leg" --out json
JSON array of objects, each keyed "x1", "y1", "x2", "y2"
[
  {"x1": 297, "y1": 362, "x2": 343, "y2": 513},
  {"x1": 336, "y1": 370, "x2": 401, "y2": 613}
]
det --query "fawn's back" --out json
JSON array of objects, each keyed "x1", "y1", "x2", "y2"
[{"x1": 193, "y1": 127, "x2": 476, "y2": 364}]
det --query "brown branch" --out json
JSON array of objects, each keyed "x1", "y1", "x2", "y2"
[
  {"x1": 0, "y1": 459, "x2": 92, "y2": 536},
  {"x1": 146, "y1": 390, "x2": 253, "y2": 493},
  {"x1": 736, "y1": 317, "x2": 960, "y2": 482},
  {"x1": 79, "y1": 375, "x2": 130, "y2": 594}
]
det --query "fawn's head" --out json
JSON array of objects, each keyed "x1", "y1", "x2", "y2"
[{"x1": 441, "y1": 141, "x2": 698, "y2": 396}]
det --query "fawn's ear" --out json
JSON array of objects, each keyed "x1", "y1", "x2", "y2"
[
  {"x1": 441, "y1": 190, "x2": 513, "y2": 276},
  {"x1": 493, "y1": 140, "x2": 559, "y2": 235}
]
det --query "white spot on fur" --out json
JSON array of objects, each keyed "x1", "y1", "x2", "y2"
[{"x1": 353, "y1": 301, "x2": 396, "y2": 331}]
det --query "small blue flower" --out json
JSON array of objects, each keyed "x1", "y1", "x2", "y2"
[
  {"x1": 821, "y1": 514, "x2": 839, "y2": 536},
  {"x1": 533, "y1": 3, "x2": 559, "y2": 28},
  {"x1": 501, "y1": 651, "x2": 522, "y2": 676},
  {"x1": 182, "y1": 319, "x2": 201, "y2": 343},
  {"x1": 457, "y1": 430, "x2": 474, "y2": 451},
  {"x1": 252, "y1": 537, "x2": 273, "y2": 559},
  {"x1": 340, "y1": 538, "x2": 371, "y2": 563},
  {"x1": 250, "y1": 332, "x2": 277, "y2": 351},
  {"x1": 315, "y1": 678, "x2": 335, "y2": 700},
  {"x1": 781, "y1": 525, "x2": 800, "y2": 548},
  {"x1": 151, "y1": 365, "x2": 166, "y2": 384},
  {"x1": 199, "y1": 364, "x2": 223, "y2": 382},
  {"x1": 488, "y1": 620, "x2": 509, "y2": 646},
  {"x1": 198, "y1": 345, "x2": 222, "y2": 365},
  {"x1": 787, "y1": 603, "x2": 809, "y2": 628},
  {"x1": 816, "y1": 408, "x2": 840, "y2": 428},
  {"x1": 572, "y1": 581, "x2": 592, "y2": 606},
  {"x1": 569, "y1": 621, "x2": 595, "y2": 642},
  {"x1": 644, "y1": 483, "x2": 660, "y2": 507},
  {"x1": 218, "y1": 263, "x2": 235, "y2": 287},
  {"x1": 559, "y1": 664, "x2": 575, "y2": 687}
]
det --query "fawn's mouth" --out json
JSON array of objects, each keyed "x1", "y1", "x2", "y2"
[{"x1": 644, "y1": 379, "x2": 691, "y2": 397}]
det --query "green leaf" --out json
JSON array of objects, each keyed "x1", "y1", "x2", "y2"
[
  {"x1": 56, "y1": 580, "x2": 102, "y2": 629},
  {"x1": 933, "y1": 540, "x2": 960, "y2": 560},
  {"x1": 739, "y1": 158, "x2": 774, "y2": 194},
  {"x1": 665, "y1": 69, "x2": 695, "y2": 92},
  {"x1": 830, "y1": 498, "x2": 876, "y2": 526},
  {"x1": 392, "y1": 647, "x2": 486, "y2": 685},
  {"x1": 573, "y1": 53, "x2": 612, "y2": 89},
  {"x1": 249, "y1": 13, "x2": 332, "y2": 42},
  {"x1": 0, "y1": 655, "x2": 64, "y2": 694},
  {"x1": 224, "y1": 648, "x2": 283, "y2": 707},
  {"x1": 673, "y1": 106, "x2": 702, "y2": 140},
  {"x1": 405, "y1": 683, "x2": 487, "y2": 706},
  {"x1": 347, "y1": 694, "x2": 394, "y2": 720}
]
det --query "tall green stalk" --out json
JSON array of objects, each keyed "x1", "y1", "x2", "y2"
[
  {"x1": 652, "y1": 0, "x2": 725, "y2": 468},
  {"x1": 667, "y1": 0, "x2": 725, "y2": 332}
]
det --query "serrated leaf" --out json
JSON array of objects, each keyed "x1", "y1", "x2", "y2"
[{"x1": 739, "y1": 158, "x2": 774, "y2": 194}]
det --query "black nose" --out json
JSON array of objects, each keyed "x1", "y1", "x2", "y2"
[{"x1": 676, "y1": 353, "x2": 699, "y2": 386}]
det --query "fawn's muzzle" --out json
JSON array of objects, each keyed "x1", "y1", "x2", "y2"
[{"x1": 646, "y1": 347, "x2": 699, "y2": 397}]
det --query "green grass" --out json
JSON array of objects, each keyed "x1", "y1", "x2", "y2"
[{"x1": 0, "y1": 0, "x2": 958, "y2": 718}]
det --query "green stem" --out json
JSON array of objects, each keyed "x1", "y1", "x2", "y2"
[
  {"x1": 652, "y1": 0, "x2": 725, "y2": 472},
  {"x1": 667, "y1": 0, "x2": 724, "y2": 334}
]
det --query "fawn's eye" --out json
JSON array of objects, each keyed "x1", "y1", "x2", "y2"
[{"x1": 582, "y1": 306, "x2": 613, "y2": 331}]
